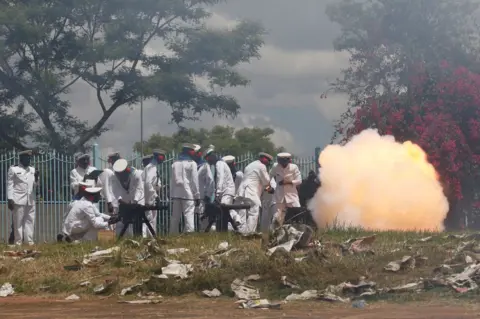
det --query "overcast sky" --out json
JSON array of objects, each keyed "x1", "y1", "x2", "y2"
[{"x1": 69, "y1": 0, "x2": 349, "y2": 157}]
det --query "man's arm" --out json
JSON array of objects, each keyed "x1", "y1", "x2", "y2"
[
  {"x1": 291, "y1": 165, "x2": 302, "y2": 186},
  {"x1": 259, "y1": 164, "x2": 271, "y2": 186},
  {"x1": 69, "y1": 169, "x2": 80, "y2": 194},
  {"x1": 132, "y1": 172, "x2": 144, "y2": 204},
  {"x1": 215, "y1": 163, "x2": 226, "y2": 197},
  {"x1": 83, "y1": 205, "x2": 109, "y2": 229},
  {"x1": 190, "y1": 162, "x2": 200, "y2": 200},
  {"x1": 7, "y1": 167, "x2": 14, "y2": 200}
]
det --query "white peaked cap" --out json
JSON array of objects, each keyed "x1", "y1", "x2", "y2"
[
  {"x1": 113, "y1": 158, "x2": 128, "y2": 173},
  {"x1": 18, "y1": 150, "x2": 33, "y2": 156},
  {"x1": 107, "y1": 151, "x2": 120, "y2": 157},
  {"x1": 142, "y1": 155, "x2": 152, "y2": 160},
  {"x1": 85, "y1": 187, "x2": 102, "y2": 194},
  {"x1": 77, "y1": 153, "x2": 90, "y2": 160},
  {"x1": 222, "y1": 155, "x2": 235, "y2": 163},
  {"x1": 277, "y1": 152, "x2": 292, "y2": 158},
  {"x1": 205, "y1": 145, "x2": 215, "y2": 155},
  {"x1": 258, "y1": 152, "x2": 273, "y2": 160},
  {"x1": 182, "y1": 143, "x2": 198, "y2": 151},
  {"x1": 79, "y1": 180, "x2": 95, "y2": 187}
]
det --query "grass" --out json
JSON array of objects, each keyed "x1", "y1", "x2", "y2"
[{"x1": 0, "y1": 228, "x2": 478, "y2": 302}]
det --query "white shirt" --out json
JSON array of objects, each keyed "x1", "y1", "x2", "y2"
[
  {"x1": 236, "y1": 160, "x2": 270, "y2": 206},
  {"x1": 143, "y1": 163, "x2": 159, "y2": 204},
  {"x1": 110, "y1": 169, "x2": 144, "y2": 207},
  {"x1": 270, "y1": 163, "x2": 302, "y2": 204},
  {"x1": 205, "y1": 161, "x2": 235, "y2": 199},
  {"x1": 7, "y1": 164, "x2": 37, "y2": 206},
  {"x1": 170, "y1": 159, "x2": 200, "y2": 200},
  {"x1": 62, "y1": 198, "x2": 110, "y2": 236}
]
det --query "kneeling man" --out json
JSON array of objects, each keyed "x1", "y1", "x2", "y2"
[{"x1": 62, "y1": 186, "x2": 112, "y2": 242}]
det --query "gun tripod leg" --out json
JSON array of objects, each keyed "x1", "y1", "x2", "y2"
[
  {"x1": 142, "y1": 216, "x2": 156, "y2": 237},
  {"x1": 118, "y1": 223, "x2": 130, "y2": 239}
]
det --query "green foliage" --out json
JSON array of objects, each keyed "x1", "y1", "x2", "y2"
[
  {"x1": 326, "y1": 0, "x2": 480, "y2": 107},
  {"x1": 134, "y1": 125, "x2": 285, "y2": 156},
  {"x1": 0, "y1": 0, "x2": 265, "y2": 152}
]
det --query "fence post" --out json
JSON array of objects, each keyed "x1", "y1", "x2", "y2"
[
  {"x1": 92, "y1": 143, "x2": 99, "y2": 168},
  {"x1": 314, "y1": 147, "x2": 321, "y2": 175}
]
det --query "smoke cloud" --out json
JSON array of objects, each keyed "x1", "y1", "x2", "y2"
[{"x1": 309, "y1": 129, "x2": 449, "y2": 231}]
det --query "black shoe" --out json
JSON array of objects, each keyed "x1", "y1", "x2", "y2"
[{"x1": 56, "y1": 234, "x2": 64, "y2": 242}]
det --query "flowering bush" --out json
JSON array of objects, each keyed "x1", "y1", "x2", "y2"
[{"x1": 335, "y1": 61, "x2": 480, "y2": 200}]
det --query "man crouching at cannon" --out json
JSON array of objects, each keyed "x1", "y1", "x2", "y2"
[
  {"x1": 200, "y1": 147, "x2": 239, "y2": 231},
  {"x1": 59, "y1": 186, "x2": 114, "y2": 242},
  {"x1": 110, "y1": 159, "x2": 144, "y2": 237}
]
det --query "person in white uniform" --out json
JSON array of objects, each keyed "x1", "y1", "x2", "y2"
[
  {"x1": 101, "y1": 152, "x2": 121, "y2": 214},
  {"x1": 222, "y1": 155, "x2": 243, "y2": 227},
  {"x1": 110, "y1": 159, "x2": 144, "y2": 237},
  {"x1": 61, "y1": 186, "x2": 112, "y2": 242},
  {"x1": 236, "y1": 152, "x2": 273, "y2": 233},
  {"x1": 197, "y1": 145, "x2": 215, "y2": 231},
  {"x1": 7, "y1": 150, "x2": 39, "y2": 246},
  {"x1": 260, "y1": 176, "x2": 277, "y2": 233},
  {"x1": 169, "y1": 143, "x2": 200, "y2": 234},
  {"x1": 203, "y1": 148, "x2": 238, "y2": 230},
  {"x1": 69, "y1": 154, "x2": 98, "y2": 195},
  {"x1": 270, "y1": 152, "x2": 302, "y2": 228},
  {"x1": 142, "y1": 149, "x2": 166, "y2": 237}
]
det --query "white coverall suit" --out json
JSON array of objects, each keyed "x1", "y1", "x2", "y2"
[
  {"x1": 7, "y1": 165, "x2": 37, "y2": 246},
  {"x1": 205, "y1": 160, "x2": 236, "y2": 229},
  {"x1": 260, "y1": 177, "x2": 277, "y2": 233},
  {"x1": 109, "y1": 169, "x2": 144, "y2": 236},
  {"x1": 271, "y1": 162, "x2": 302, "y2": 226},
  {"x1": 169, "y1": 159, "x2": 200, "y2": 234},
  {"x1": 62, "y1": 198, "x2": 110, "y2": 241},
  {"x1": 99, "y1": 168, "x2": 114, "y2": 211},
  {"x1": 236, "y1": 160, "x2": 271, "y2": 233},
  {"x1": 198, "y1": 162, "x2": 213, "y2": 231},
  {"x1": 142, "y1": 163, "x2": 160, "y2": 237}
]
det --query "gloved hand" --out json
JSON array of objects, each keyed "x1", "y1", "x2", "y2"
[
  {"x1": 107, "y1": 202, "x2": 114, "y2": 213},
  {"x1": 7, "y1": 199, "x2": 14, "y2": 211},
  {"x1": 203, "y1": 196, "x2": 211, "y2": 204},
  {"x1": 194, "y1": 199, "x2": 200, "y2": 207},
  {"x1": 108, "y1": 215, "x2": 120, "y2": 225}
]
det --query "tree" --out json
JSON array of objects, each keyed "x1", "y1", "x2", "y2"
[
  {"x1": 326, "y1": 0, "x2": 480, "y2": 141},
  {"x1": 134, "y1": 125, "x2": 285, "y2": 156},
  {"x1": 0, "y1": 0, "x2": 264, "y2": 152}
]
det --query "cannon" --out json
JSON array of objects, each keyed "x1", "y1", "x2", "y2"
[
  {"x1": 202, "y1": 196, "x2": 253, "y2": 232},
  {"x1": 111, "y1": 200, "x2": 169, "y2": 238}
]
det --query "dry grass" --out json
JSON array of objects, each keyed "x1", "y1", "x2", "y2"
[{"x1": 0, "y1": 228, "x2": 477, "y2": 302}]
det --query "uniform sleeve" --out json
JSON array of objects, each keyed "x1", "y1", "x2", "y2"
[
  {"x1": 215, "y1": 163, "x2": 226, "y2": 196},
  {"x1": 133, "y1": 172, "x2": 144, "y2": 203},
  {"x1": 69, "y1": 169, "x2": 80, "y2": 194},
  {"x1": 103, "y1": 171, "x2": 113, "y2": 203},
  {"x1": 190, "y1": 162, "x2": 200, "y2": 200},
  {"x1": 83, "y1": 204, "x2": 108, "y2": 228},
  {"x1": 7, "y1": 167, "x2": 14, "y2": 200},
  {"x1": 259, "y1": 164, "x2": 270, "y2": 186},
  {"x1": 292, "y1": 165, "x2": 302, "y2": 186},
  {"x1": 172, "y1": 162, "x2": 183, "y2": 185},
  {"x1": 145, "y1": 166, "x2": 157, "y2": 198}
]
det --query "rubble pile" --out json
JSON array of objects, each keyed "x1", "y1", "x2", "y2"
[{"x1": 2, "y1": 227, "x2": 480, "y2": 309}]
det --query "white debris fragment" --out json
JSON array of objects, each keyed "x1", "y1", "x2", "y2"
[
  {"x1": 161, "y1": 263, "x2": 193, "y2": 279},
  {"x1": 0, "y1": 283, "x2": 14, "y2": 297},
  {"x1": 239, "y1": 299, "x2": 281, "y2": 309},
  {"x1": 65, "y1": 294, "x2": 80, "y2": 300},
  {"x1": 231, "y1": 279, "x2": 260, "y2": 300},
  {"x1": 202, "y1": 288, "x2": 222, "y2": 297},
  {"x1": 166, "y1": 248, "x2": 189, "y2": 255}
]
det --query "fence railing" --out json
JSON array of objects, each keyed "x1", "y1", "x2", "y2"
[{"x1": 0, "y1": 144, "x2": 318, "y2": 242}]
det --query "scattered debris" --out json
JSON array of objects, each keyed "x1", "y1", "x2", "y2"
[
  {"x1": 202, "y1": 288, "x2": 222, "y2": 297},
  {"x1": 343, "y1": 235, "x2": 376, "y2": 254},
  {"x1": 166, "y1": 248, "x2": 189, "y2": 255},
  {"x1": 118, "y1": 299, "x2": 161, "y2": 304},
  {"x1": 120, "y1": 283, "x2": 143, "y2": 296},
  {"x1": 239, "y1": 299, "x2": 281, "y2": 309},
  {"x1": 161, "y1": 262, "x2": 193, "y2": 279},
  {"x1": 352, "y1": 299, "x2": 367, "y2": 308},
  {"x1": 285, "y1": 290, "x2": 318, "y2": 301},
  {"x1": 384, "y1": 255, "x2": 427, "y2": 272},
  {"x1": 231, "y1": 278, "x2": 260, "y2": 300},
  {"x1": 93, "y1": 278, "x2": 118, "y2": 295},
  {"x1": 267, "y1": 224, "x2": 313, "y2": 255},
  {"x1": 123, "y1": 239, "x2": 141, "y2": 248},
  {"x1": 281, "y1": 276, "x2": 300, "y2": 289},
  {"x1": 65, "y1": 294, "x2": 80, "y2": 300},
  {"x1": 0, "y1": 283, "x2": 14, "y2": 297},
  {"x1": 79, "y1": 281, "x2": 91, "y2": 287}
]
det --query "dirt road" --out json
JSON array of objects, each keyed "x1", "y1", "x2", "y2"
[{"x1": 1, "y1": 297, "x2": 479, "y2": 319}]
